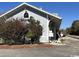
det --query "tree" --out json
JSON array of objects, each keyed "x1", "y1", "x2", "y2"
[
  {"x1": 65, "y1": 20, "x2": 79, "y2": 35},
  {"x1": 65, "y1": 28, "x2": 71, "y2": 35},
  {"x1": 70, "y1": 20, "x2": 79, "y2": 35},
  {"x1": 0, "y1": 19, "x2": 28, "y2": 44},
  {"x1": 26, "y1": 16, "x2": 43, "y2": 44}
]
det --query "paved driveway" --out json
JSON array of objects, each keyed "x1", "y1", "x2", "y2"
[{"x1": 0, "y1": 36, "x2": 79, "y2": 57}]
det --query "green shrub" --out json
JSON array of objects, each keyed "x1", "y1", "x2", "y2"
[{"x1": 26, "y1": 30, "x2": 33, "y2": 38}]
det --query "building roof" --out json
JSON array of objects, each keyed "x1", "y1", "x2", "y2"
[{"x1": 0, "y1": 3, "x2": 62, "y2": 20}]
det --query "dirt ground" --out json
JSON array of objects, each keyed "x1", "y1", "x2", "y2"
[{"x1": 0, "y1": 44, "x2": 53, "y2": 49}]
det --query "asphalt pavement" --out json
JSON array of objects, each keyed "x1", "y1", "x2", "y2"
[{"x1": 0, "y1": 36, "x2": 79, "y2": 57}]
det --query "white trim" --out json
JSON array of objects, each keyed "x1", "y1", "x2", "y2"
[
  {"x1": 0, "y1": 2, "x2": 62, "y2": 19},
  {"x1": 24, "y1": 3, "x2": 61, "y2": 19},
  {"x1": 0, "y1": 3, "x2": 25, "y2": 18}
]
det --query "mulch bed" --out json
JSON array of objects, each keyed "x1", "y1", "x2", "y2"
[{"x1": 0, "y1": 44, "x2": 53, "y2": 49}]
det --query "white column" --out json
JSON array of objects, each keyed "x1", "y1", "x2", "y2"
[{"x1": 46, "y1": 15, "x2": 49, "y2": 42}]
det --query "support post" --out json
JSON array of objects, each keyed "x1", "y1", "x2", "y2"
[{"x1": 53, "y1": 27, "x2": 56, "y2": 40}]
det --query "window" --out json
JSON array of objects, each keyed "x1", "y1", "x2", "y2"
[{"x1": 24, "y1": 11, "x2": 29, "y2": 18}]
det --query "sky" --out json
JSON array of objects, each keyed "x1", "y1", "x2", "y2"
[{"x1": 0, "y1": 2, "x2": 79, "y2": 29}]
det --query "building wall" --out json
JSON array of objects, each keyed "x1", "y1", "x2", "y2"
[{"x1": 7, "y1": 10, "x2": 53, "y2": 42}]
